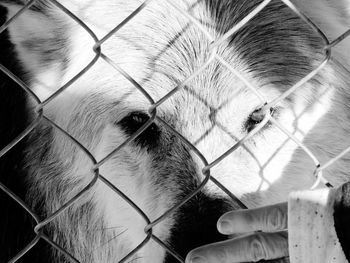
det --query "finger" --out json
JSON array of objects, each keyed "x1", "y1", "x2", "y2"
[
  {"x1": 217, "y1": 202, "x2": 288, "y2": 235},
  {"x1": 185, "y1": 231, "x2": 288, "y2": 263},
  {"x1": 263, "y1": 256, "x2": 290, "y2": 262}
]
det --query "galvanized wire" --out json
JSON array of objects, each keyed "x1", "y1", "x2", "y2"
[{"x1": 0, "y1": 0, "x2": 349, "y2": 262}]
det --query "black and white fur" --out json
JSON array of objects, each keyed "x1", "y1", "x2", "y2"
[{"x1": 1, "y1": 0, "x2": 350, "y2": 262}]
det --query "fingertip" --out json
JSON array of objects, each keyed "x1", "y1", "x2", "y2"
[
  {"x1": 186, "y1": 256, "x2": 207, "y2": 263},
  {"x1": 217, "y1": 210, "x2": 243, "y2": 234},
  {"x1": 186, "y1": 250, "x2": 207, "y2": 263},
  {"x1": 218, "y1": 209, "x2": 245, "y2": 222},
  {"x1": 217, "y1": 219, "x2": 232, "y2": 234}
]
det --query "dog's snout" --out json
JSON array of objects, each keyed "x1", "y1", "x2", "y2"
[{"x1": 164, "y1": 192, "x2": 234, "y2": 262}]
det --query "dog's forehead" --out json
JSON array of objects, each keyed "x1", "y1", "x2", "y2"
[
  {"x1": 41, "y1": 0, "x2": 325, "y2": 140},
  {"x1": 113, "y1": 0, "x2": 323, "y2": 109},
  {"x1": 33, "y1": 0, "x2": 323, "y2": 110}
]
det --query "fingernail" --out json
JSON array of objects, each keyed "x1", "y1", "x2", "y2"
[
  {"x1": 190, "y1": 256, "x2": 207, "y2": 263},
  {"x1": 218, "y1": 220, "x2": 231, "y2": 233}
]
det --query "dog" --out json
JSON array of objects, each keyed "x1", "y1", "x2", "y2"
[{"x1": 1, "y1": 0, "x2": 350, "y2": 262}]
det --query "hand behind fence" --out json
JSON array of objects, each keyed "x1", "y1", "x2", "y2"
[{"x1": 185, "y1": 203, "x2": 289, "y2": 263}]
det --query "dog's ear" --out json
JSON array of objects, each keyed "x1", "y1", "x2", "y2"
[
  {"x1": 329, "y1": 0, "x2": 350, "y2": 25},
  {"x1": 292, "y1": 0, "x2": 350, "y2": 34},
  {"x1": 292, "y1": 0, "x2": 350, "y2": 69},
  {"x1": 3, "y1": 4, "x2": 61, "y2": 69},
  {"x1": 1, "y1": 3, "x2": 66, "y2": 99}
]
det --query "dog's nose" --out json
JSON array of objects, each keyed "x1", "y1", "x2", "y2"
[{"x1": 164, "y1": 192, "x2": 236, "y2": 263}]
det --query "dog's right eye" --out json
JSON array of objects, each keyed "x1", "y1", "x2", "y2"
[{"x1": 117, "y1": 112, "x2": 160, "y2": 148}]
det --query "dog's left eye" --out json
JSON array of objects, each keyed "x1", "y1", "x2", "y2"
[
  {"x1": 244, "y1": 108, "x2": 275, "y2": 133},
  {"x1": 118, "y1": 111, "x2": 160, "y2": 148}
]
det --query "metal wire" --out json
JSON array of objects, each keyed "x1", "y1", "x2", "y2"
[{"x1": 0, "y1": 0, "x2": 349, "y2": 262}]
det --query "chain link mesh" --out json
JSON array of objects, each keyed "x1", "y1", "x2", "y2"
[{"x1": 0, "y1": 0, "x2": 349, "y2": 262}]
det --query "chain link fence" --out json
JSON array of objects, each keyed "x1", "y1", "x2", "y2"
[{"x1": 0, "y1": 0, "x2": 350, "y2": 262}]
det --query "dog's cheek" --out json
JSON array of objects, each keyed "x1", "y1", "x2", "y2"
[{"x1": 89, "y1": 124, "x2": 174, "y2": 257}]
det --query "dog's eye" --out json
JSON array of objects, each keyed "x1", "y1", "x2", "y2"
[
  {"x1": 118, "y1": 112, "x2": 160, "y2": 148},
  {"x1": 244, "y1": 108, "x2": 275, "y2": 133}
]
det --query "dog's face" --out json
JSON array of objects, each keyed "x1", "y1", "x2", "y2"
[{"x1": 2, "y1": 0, "x2": 350, "y2": 262}]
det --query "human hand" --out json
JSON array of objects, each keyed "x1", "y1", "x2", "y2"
[{"x1": 185, "y1": 202, "x2": 289, "y2": 263}]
